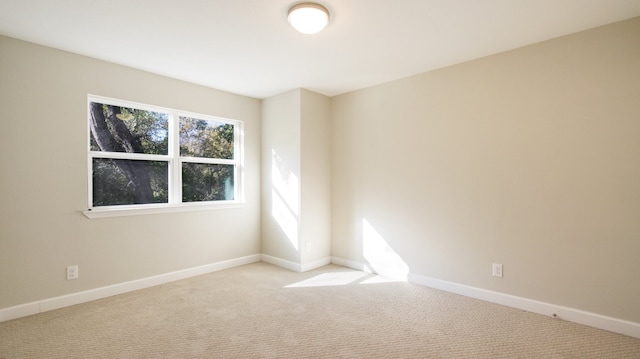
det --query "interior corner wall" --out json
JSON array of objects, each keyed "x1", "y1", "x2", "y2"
[
  {"x1": 0, "y1": 36, "x2": 262, "y2": 310},
  {"x1": 300, "y1": 89, "x2": 332, "y2": 265},
  {"x1": 261, "y1": 89, "x2": 302, "y2": 264},
  {"x1": 330, "y1": 17, "x2": 640, "y2": 323},
  {"x1": 261, "y1": 89, "x2": 332, "y2": 269}
]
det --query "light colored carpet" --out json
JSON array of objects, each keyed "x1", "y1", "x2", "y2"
[{"x1": 1, "y1": 262, "x2": 639, "y2": 358}]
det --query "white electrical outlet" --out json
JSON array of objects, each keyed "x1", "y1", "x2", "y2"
[
  {"x1": 67, "y1": 265, "x2": 79, "y2": 280},
  {"x1": 305, "y1": 242, "x2": 311, "y2": 252},
  {"x1": 492, "y1": 263, "x2": 503, "y2": 278}
]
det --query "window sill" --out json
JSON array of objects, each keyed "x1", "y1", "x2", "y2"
[{"x1": 83, "y1": 202, "x2": 246, "y2": 219}]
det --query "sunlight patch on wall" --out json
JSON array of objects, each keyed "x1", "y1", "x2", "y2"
[
  {"x1": 362, "y1": 219, "x2": 409, "y2": 281},
  {"x1": 272, "y1": 190, "x2": 299, "y2": 249},
  {"x1": 271, "y1": 149, "x2": 298, "y2": 215},
  {"x1": 271, "y1": 149, "x2": 299, "y2": 250}
]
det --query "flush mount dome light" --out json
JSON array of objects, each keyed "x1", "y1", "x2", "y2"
[{"x1": 288, "y1": 2, "x2": 330, "y2": 34}]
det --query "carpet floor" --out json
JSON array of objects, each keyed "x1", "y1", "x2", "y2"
[{"x1": 1, "y1": 262, "x2": 639, "y2": 358}]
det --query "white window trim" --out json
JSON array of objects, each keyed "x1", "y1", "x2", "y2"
[
  {"x1": 85, "y1": 95, "x2": 245, "y2": 218},
  {"x1": 82, "y1": 202, "x2": 246, "y2": 219}
]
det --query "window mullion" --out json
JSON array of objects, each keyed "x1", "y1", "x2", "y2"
[
  {"x1": 180, "y1": 157, "x2": 236, "y2": 165},
  {"x1": 89, "y1": 152, "x2": 168, "y2": 161},
  {"x1": 238, "y1": 121, "x2": 244, "y2": 202},
  {"x1": 170, "y1": 111, "x2": 182, "y2": 205}
]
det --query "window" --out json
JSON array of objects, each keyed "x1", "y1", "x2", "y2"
[{"x1": 86, "y1": 95, "x2": 242, "y2": 216}]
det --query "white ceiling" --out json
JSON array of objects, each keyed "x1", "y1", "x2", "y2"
[{"x1": 1, "y1": 0, "x2": 640, "y2": 99}]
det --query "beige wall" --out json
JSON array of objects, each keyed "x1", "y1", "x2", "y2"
[
  {"x1": 261, "y1": 89, "x2": 331, "y2": 268},
  {"x1": 2, "y1": 16, "x2": 639, "y2": 325},
  {"x1": 0, "y1": 36, "x2": 262, "y2": 309},
  {"x1": 300, "y1": 89, "x2": 331, "y2": 266},
  {"x1": 331, "y1": 18, "x2": 640, "y2": 322},
  {"x1": 261, "y1": 89, "x2": 302, "y2": 263}
]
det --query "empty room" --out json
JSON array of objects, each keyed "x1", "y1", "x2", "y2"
[{"x1": 1, "y1": 0, "x2": 639, "y2": 357}]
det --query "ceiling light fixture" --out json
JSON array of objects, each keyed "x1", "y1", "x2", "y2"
[{"x1": 287, "y1": 2, "x2": 330, "y2": 34}]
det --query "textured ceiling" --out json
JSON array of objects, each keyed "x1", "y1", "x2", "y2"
[{"x1": 1, "y1": 0, "x2": 639, "y2": 99}]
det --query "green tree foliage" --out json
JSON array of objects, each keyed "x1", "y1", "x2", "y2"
[
  {"x1": 90, "y1": 105, "x2": 168, "y2": 155},
  {"x1": 89, "y1": 105, "x2": 235, "y2": 206},
  {"x1": 180, "y1": 117, "x2": 234, "y2": 159},
  {"x1": 182, "y1": 163, "x2": 234, "y2": 202},
  {"x1": 179, "y1": 117, "x2": 235, "y2": 202},
  {"x1": 93, "y1": 159, "x2": 168, "y2": 206},
  {"x1": 89, "y1": 102, "x2": 168, "y2": 206}
]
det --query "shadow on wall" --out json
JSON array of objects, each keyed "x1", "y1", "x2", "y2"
[{"x1": 271, "y1": 149, "x2": 299, "y2": 251}]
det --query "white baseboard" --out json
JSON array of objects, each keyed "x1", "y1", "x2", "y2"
[
  {"x1": 331, "y1": 257, "x2": 640, "y2": 339},
  {"x1": 330, "y1": 256, "x2": 376, "y2": 273},
  {"x1": 4, "y1": 254, "x2": 638, "y2": 339},
  {"x1": 260, "y1": 255, "x2": 331, "y2": 272},
  {"x1": 301, "y1": 257, "x2": 332, "y2": 272},
  {"x1": 261, "y1": 254, "x2": 302, "y2": 272},
  {"x1": 0, "y1": 254, "x2": 261, "y2": 323}
]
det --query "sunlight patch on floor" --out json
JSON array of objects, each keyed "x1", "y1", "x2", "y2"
[
  {"x1": 359, "y1": 275, "x2": 404, "y2": 284},
  {"x1": 285, "y1": 271, "x2": 370, "y2": 288},
  {"x1": 284, "y1": 270, "x2": 405, "y2": 288}
]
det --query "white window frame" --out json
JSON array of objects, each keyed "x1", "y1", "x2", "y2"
[{"x1": 84, "y1": 95, "x2": 244, "y2": 218}]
